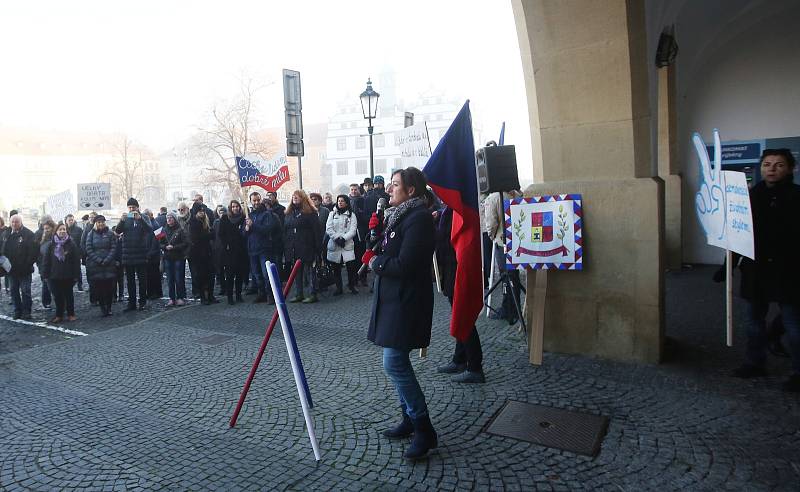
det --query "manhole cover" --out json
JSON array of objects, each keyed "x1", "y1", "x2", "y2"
[
  {"x1": 195, "y1": 334, "x2": 235, "y2": 346},
  {"x1": 485, "y1": 400, "x2": 608, "y2": 456}
]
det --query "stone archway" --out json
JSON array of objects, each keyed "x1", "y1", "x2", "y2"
[{"x1": 511, "y1": 0, "x2": 664, "y2": 363}]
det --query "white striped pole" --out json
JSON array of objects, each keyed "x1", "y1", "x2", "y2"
[{"x1": 266, "y1": 261, "x2": 321, "y2": 461}]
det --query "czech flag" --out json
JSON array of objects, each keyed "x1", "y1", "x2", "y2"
[
  {"x1": 423, "y1": 100, "x2": 482, "y2": 342},
  {"x1": 153, "y1": 227, "x2": 166, "y2": 241}
]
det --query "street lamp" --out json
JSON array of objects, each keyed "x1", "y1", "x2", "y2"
[{"x1": 359, "y1": 78, "x2": 380, "y2": 179}]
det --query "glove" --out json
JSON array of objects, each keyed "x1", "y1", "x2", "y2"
[
  {"x1": 368, "y1": 213, "x2": 379, "y2": 230},
  {"x1": 361, "y1": 249, "x2": 376, "y2": 266},
  {"x1": 335, "y1": 237, "x2": 346, "y2": 248}
]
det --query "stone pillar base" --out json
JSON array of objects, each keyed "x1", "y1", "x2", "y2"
[{"x1": 523, "y1": 177, "x2": 664, "y2": 363}]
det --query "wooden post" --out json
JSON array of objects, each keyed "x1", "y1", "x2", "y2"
[
  {"x1": 529, "y1": 269, "x2": 547, "y2": 365},
  {"x1": 726, "y1": 250, "x2": 733, "y2": 347}
]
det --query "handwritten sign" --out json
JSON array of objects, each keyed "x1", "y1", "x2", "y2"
[
  {"x1": 395, "y1": 122, "x2": 431, "y2": 169},
  {"x1": 45, "y1": 189, "x2": 75, "y2": 221},
  {"x1": 237, "y1": 153, "x2": 291, "y2": 192},
  {"x1": 504, "y1": 194, "x2": 583, "y2": 270},
  {"x1": 77, "y1": 182, "x2": 112, "y2": 210},
  {"x1": 693, "y1": 130, "x2": 755, "y2": 259}
]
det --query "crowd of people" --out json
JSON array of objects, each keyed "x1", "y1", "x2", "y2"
[{"x1": 0, "y1": 176, "x2": 392, "y2": 323}]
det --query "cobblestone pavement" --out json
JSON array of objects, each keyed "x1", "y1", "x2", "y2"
[{"x1": 1, "y1": 266, "x2": 799, "y2": 491}]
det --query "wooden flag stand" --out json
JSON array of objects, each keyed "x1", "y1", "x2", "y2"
[{"x1": 528, "y1": 269, "x2": 547, "y2": 365}]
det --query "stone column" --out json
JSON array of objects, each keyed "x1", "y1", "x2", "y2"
[{"x1": 512, "y1": 0, "x2": 664, "y2": 363}]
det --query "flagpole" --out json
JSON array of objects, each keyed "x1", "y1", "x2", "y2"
[{"x1": 726, "y1": 250, "x2": 733, "y2": 347}]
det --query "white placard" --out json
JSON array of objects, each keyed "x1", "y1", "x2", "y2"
[
  {"x1": 721, "y1": 171, "x2": 754, "y2": 260},
  {"x1": 395, "y1": 122, "x2": 431, "y2": 169},
  {"x1": 45, "y1": 189, "x2": 75, "y2": 221},
  {"x1": 77, "y1": 183, "x2": 112, "y2": 210}
]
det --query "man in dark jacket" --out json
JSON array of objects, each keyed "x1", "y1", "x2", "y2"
[
  {"x1": 245, "y1": 192, "x2": 282, "y2": 303},
  {"x1": 363, "y1": 167, "x2": 438, "y2": 460},
  {"x1": 64, "y1": 214, "x2": 84, "y2": 291},
  {"x1": 155, "y1": 207, "x2": 168, "y2": 228},
  {"x1": 2, "y1": 215, "x2": 38, "y2": 319},
  {"x1": 732, "y1": 149, "x2": 800, "y2": 393},
  {"x1": 364, "y1": 175, "x2": 390, "y2": 214},
  {"x1": 116, "y1": 198, "x2": 152, "y2": 311}
]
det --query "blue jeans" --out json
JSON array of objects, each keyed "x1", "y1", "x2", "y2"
[
  {"x1": 10, "y1": 274, "x2": 33, "y2": 315},
  {"x1": 249, "y1": 254, "x2": 279, "y2": 297},
  {"x1": 746, "y1": 301, "x2": 800, "y2": 375},
  {"x1": 164, "y1": 259, "x2": 186, "y2": 301},
  {"x1": 382, "y1": 347, "x2": 429, "y2": 420}
]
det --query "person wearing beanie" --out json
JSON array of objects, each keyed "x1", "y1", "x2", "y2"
[
  {"x1": 160, "y1": 211, "x2": 189, "y2": 306},
  {"x1": 84, "y1": 214, "x2": 117, "y2": 316},
  {"x1": 116, "y1": 199, "x2": 152, "y2": 311}
]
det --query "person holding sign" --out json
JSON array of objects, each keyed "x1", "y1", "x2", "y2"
[{"x1": 732, "y1": 149, "x2": 800, "y2": 393}]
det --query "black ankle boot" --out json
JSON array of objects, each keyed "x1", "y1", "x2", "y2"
[
  {"x1": 404, "y1": 415, "x2": 438, "y2": 460},
  {"x1": 236, "y1": 293, "x2": 244, "y2": 302},
  {"x1": 383, "y1": 407, "x2": 413, "y2": 439},
  {"x1": 227, "y1": 294, "x2": 235, "y2": 305}
]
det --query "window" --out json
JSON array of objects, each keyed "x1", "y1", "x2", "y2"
[
  {"x1": 394, "y1": 157, "x2": 402, "y2": 169},
  {"x1": 356, "y1": 137, "x2": 366, "y2": 149},
  {"x1": 436, "y1": 114, "x2": 444, "y2": 121},
  {"x1": 374, "y1": 134, "x2": 385, "y2": 148},
  {"x1": 337, "y1": 138, "x2": 346, "y2": 151},
  {"x1": 336, "y1": 160, "x2": 349, "y2": 175},
  {"x1": 375, "y1": 158, "x2": 387, "y2": 174},
  {"x1": 355, "y1": 159, "x2": 368, "y2": 174}
]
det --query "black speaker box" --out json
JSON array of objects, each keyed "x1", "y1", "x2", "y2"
[{"x1": 476, "y1": 144, "x2": 520, "y2": 194}]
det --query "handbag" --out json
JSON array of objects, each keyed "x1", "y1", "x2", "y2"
[{"x1": 314, "y1": 258, "x2": 335, "y2": 288}]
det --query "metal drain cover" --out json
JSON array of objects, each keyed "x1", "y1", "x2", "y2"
[
  {"x1": 485, "y1": 400, "x2": 608, "y2": 456},
  {"x1": 196, "y1": 334, "x2": 235, "y2": 346}
]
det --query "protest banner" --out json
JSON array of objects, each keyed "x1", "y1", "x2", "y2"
[
  {"x1": 77, "y1": 183, "x2": 112, "y2": 210},
  {"x1": 236, "y1": 153, "x2": 291, "y2": 193},
  {"x1": 45, "y1": 189, "x2": 75, "y2": 220},
  {"x1": 693, "y1": 129, "x2": 755, "y2": 346},
  {"x1": 395, "y1": 122, "x2": 432, "y2": 169}
]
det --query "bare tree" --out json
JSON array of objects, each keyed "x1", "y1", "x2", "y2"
[
  {"x1": 100, "y1": 136, "x2": 147, "y2": 205},
  {"x1": 196, "y1": 77, "x2": 279, "y2": 203}
]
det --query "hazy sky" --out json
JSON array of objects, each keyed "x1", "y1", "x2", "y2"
[{"x1": 0, "y1": 0, "x2": 532, "y2": 180}]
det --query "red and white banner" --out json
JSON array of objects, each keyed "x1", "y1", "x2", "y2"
[{"x1": 237, "y1": 153, "x2": 291, "y2": 193}]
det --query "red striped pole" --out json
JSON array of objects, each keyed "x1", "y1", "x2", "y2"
[{"x1": 229, "y1": 259, "x2": 302, "y2": 428}]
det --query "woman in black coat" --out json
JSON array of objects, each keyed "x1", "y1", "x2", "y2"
[
  {"x1": 284, "y1": 190, "x2": 322, "y2": 303},
  {"x1": 188, "y1": 202, "x2": 216, "y2": 305},
  {"x1": 363, "y1": 167, "x2": 438, "y2": 460},
  {"x1": 84, "y1": 215, "x2": 118, "y2": 316},
  {"x1": 161, "y1": 212, "x2": 189, "y2": 306},
  {"x1": 41, "y1": 223, "x2": 82, "y2": 323},
  {"x1": 217, "y1": 200, "x2": 249, "y2": 305},
  {"x1": 733, "y1": 148, "x2": 800, "y2": 393}
]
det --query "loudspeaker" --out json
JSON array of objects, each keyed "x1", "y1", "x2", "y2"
[{"x1": 476, "y1": 144, "x2": 520, "y2": 194}]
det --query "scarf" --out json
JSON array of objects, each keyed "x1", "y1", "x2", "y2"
[
  {"x1": 53, "y1": 235, "x2": 69, "y2": 262},
  {"x1": 384, "y1": 196, "x2": 426, "y2": 236},
  {"x1": 228, "y1": 213, "x2": 244, "y2": 227}
]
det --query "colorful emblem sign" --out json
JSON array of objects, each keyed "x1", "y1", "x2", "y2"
[{"x1": 504, "y1": 194, "x2": 583, "y2": 270}]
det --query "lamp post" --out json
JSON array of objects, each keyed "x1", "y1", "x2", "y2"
[{"x1": 359, "y1": 78, "x2": 380, "y2": 179}]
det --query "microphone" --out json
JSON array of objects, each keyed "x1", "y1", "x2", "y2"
[{"x1": 370, "y1": 198, "x2": 388, "y2": 243}]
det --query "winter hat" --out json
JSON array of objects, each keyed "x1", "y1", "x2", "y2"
[
  {"x1": 166, "y1": 212, "x2": 178, "y2": 221},
  {"x1": 127, "y1": 197, "x2": 140, "y2": 208},
  {"x1": 373, "y1": 175, "x2": 385, "y2": 184},
  {"x1": 94, "y1": 215, "x2": 106, "y2": 222}
]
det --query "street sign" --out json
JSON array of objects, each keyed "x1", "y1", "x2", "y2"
[{"x1": 77, "y1": 183, "x2": 112, "y2": 210}]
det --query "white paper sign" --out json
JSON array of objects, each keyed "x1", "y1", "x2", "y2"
[
  {"x1": 45, "y1": 189, "x2": 75, "y2": 221},
  {"x1": 693, "y1": 130, "x2": 755, "y2": 259},
  {"x1": 77, "y1": 182, "x2": 112, "y2": 210},
  {"x1": 722, "y1": 171, "x2": 755, "y2": 260},
  {"x1": 395, "y1": 122, "x2": 431, "y2": 169}
]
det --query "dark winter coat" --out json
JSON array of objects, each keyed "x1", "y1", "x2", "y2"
[
  {"x1": 245, "y1": 205, "x2": 282, "y2": 257},
  {"x1": 115, "y1": 217, "x2": 153, "y2": 266},
  {"x1": 284, "y1": 209, "x2": 321, "y2": 264},
  {"x1": 364, "y1": 189, "x2": 390, "y2": 220},
  {"x1": 187, "y1": 217, "x2": 213, "y2": 261},
  {"x1": 40, "y1": 238, "x2": 81, "y2": 281},
  {"x1": 161, "y1": 223, "x2": 188, "y2": 261},
  {"x1": 67, "y1": 224, "x2": 84, "y2": 253},
  {"x1": 434, "y1": 207, "x2": 457, "y2": 298},
  {"x1": 212, "y1": 218, "x2": 225, "y2": 272},
  {"x1": 367, "y1": 203, "x2": 436, "y2": 350},
  {"x1": 84, "y1": 227, "x2": 118, "y2": 281},
  {"x1": 1, "y1": 226, "x2": 38, "y2": 277},
  {"x1": 218, "y1": 214, "x2": 248, "y2": 269},
  {"x1": 740, "y1": 179, "x2": 800, "y2": 303}
]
